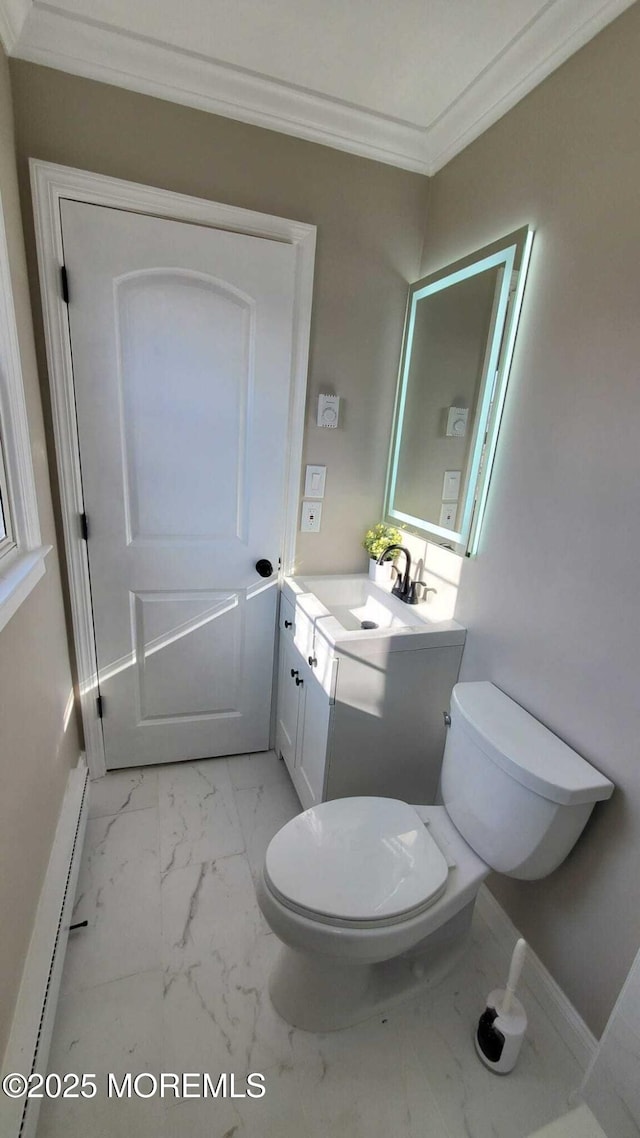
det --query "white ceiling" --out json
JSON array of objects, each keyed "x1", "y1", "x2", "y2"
[{"x1": 0, "y1": 0, "x2": 635, "y2": 173}]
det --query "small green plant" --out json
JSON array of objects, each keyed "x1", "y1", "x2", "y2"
[{"x1": 363, "y1": 522, "x2": 403, "y2": 562}]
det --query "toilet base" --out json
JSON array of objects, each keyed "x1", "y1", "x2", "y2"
[{"x1": 268, "y1": 900, "x2": 474, "y2": 1032}]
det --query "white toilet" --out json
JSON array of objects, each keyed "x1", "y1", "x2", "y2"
[{"x1": 257, "y1": 681, "x2": 614, "y2": 1031}]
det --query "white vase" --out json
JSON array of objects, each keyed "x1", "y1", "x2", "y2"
[{"x1": 368, "y1": 558, "x2": 393, "y2": 585}]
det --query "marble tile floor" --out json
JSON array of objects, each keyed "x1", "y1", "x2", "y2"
[{"x1": 38, "y1": 751, "x2": 585, "y2": 1138}]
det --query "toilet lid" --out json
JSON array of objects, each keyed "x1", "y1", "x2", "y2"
[{"x1": 264, "y1": 797, "x2": 449, "y2": 925}]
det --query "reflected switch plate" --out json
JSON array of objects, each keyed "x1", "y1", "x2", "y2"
[{"x1": 442, "y1": 470, "x2": 461, "y2": 501}]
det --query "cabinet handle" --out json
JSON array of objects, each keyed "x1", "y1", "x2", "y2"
[
  {"x1": 308, "y1": 655, "x2": 317, "y2": 667},
  {"x1": 290, "y1": 668, "x2": 299, "y2": 679},
  {"x1": 295, "y1": 676, "x2": 304, "y2": 687},
  {"x1": 284, "y1": 620, "x2": 293, "y2": 629}
]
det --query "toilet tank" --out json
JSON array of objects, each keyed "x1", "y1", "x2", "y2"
[{"x1": 440, "y1": 683, "x2": 614, "y2": 880}]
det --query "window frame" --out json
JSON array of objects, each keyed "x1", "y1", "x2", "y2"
[
  {"x1": 0, "y1": 188, "x2": 50, "y2": 633},
  {"x1": 0, "y1": 427, "x2": 16, "y2": 553}
]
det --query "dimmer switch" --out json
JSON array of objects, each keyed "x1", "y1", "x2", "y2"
[
  {"x1": 318, "y1": 394, "x2": 340, "y2": 428},
  {"x1": 445, "y1": 407, "x2": 468, "y2": 437}
]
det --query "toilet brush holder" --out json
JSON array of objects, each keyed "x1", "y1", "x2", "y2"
[{"x1": 475, "y1": 938, "x2": 528, "y2": 1075}]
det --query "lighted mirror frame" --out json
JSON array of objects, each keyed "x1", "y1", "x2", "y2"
[{"x1": 385, "y1": 226, "x2": 533, "y2": 557}]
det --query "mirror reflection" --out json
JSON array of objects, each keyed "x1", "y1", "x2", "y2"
[{"x1": 385, "y1": 227, "x2": 533, "y2": 556}]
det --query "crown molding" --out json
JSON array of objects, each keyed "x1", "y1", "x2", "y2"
[
  {"x1": 426, "y1": 0, "x2": 637, "y2": 172},
  {"x1": 10, "y1": 0, "x2": 637, "y2": 175},
  {"x1": 13, "y1": 3, "x2": 431, "y2": 173},
  {"x1": 0, "y1": 0, "x2": 30, "y2": 52}
]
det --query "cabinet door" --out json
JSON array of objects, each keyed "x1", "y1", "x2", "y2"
[
  {"x1": 325, "y1": 644, "x2": 463, "y2": 803},
  {"x1": 275, "y1": 626, "x2": 302, "y2": 778},
  {"x1": 295, "y1": 663, "x2": 332, "y2": 808}
]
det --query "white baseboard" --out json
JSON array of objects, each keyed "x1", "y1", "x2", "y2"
[
  {"x1": 476, "y1": 884, "x2": 597, "y2": 1073},
  {"x1": 0, "y1": 757, "x2": 89, "y2": 1138}
]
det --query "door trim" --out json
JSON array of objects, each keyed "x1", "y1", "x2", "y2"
[{"x1": 31, "y1": 159, "x2": 316, "y2": 779}]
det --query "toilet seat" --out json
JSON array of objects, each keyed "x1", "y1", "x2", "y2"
[{"x1": 263, "y1": 797, "x2": 449, "y2": 929}]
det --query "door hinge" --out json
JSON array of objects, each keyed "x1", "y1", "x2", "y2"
[
  {"x1": 61, "y1": 265, "x2": 70, "y2": 304},
  {"x1": 80, "y1": 512, "x2": 89, "y2": 541},
  {"x1": 96, "y1": 694, "x2": 104, "y2": 719}
]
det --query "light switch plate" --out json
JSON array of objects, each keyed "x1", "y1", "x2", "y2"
[
  {"x1": 301, "y1": 500, "x2": 322, "y2": 532},
  {"x1": 442, "y1": 470, "x2": 461, "y2": 501},
  {"x1": 304, "y1": 465, "x2": 326, "y2": 498}
]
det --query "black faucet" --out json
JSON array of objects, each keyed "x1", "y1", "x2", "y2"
[{"x1": 377, "y1": 544, "x2": 428, "y2": 605}]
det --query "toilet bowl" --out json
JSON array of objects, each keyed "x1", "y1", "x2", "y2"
[
  {"x1": 257, "y1": 799, "x2": 488, "y2": 1031},
  {"x1": 257, "y1": 681, "x2": 614, "y2": 1031}
]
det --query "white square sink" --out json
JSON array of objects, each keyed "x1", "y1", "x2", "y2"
[
  {"x1": 297, "y1": 576, "x2": 410, "y2": 631},
  {"x1": 284, "y1": 574, "x2": 465, "y2": 652}
]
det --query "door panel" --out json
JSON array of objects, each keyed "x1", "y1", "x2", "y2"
[
  {"x1": 117, "y1": 271, "x2": 252, "y2": 542},
  {"x1": 61, "y1": 199, "x2": 297, "y2": 768},
  {"x1": 132, "y1": 590, "x2": 241, "y2": 720}
]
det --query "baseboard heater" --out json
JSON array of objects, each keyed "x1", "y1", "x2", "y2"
[{"x1": 1, "y1": 757, "x2": 89, "y2": 1138}]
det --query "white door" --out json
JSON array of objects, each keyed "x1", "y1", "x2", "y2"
[{"x1": 60, "y1": 199, "x2": 297, "y2": 769}]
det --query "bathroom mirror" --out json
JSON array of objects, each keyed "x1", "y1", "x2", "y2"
[{"x1": 384, "y1": 226, "x2": 533, "y2": 556}]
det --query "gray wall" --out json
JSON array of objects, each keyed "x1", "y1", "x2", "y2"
[
  {"x1": 583, "y1": 939, "x2": 640, "y2": 1135},
  {"x1": 0, "y1": 44, "x2": 80, "y2": 1055},
  {"x1": 422, "y1": 2, "x2": 640, "y2": 1035},
  {"x1": 8, "y1": 59, "x2": 429, "y2": 576}
]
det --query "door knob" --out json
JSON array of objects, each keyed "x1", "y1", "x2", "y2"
[{"x1": 255, "y1": 559, "x2": 274, "y2": 578}]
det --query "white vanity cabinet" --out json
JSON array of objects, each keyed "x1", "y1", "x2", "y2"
[
  {"x1": 275, "y1": 580, "x2": 466, "y2": 811},
  {"x1": 276, "y1": 595, "x2": 334, "y2": 807}
]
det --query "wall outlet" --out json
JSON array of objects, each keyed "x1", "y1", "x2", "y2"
[
  {"x1": 439, "y1": 501, "x2": 457, "y2": 528},
  {"x1": 301, "y1": 500, "x2": 322, "y2": 532}
]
